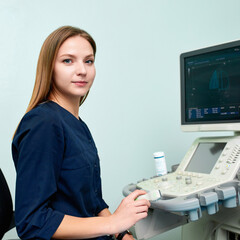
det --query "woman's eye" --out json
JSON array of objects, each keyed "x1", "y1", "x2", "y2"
[
  {"x1": 63, "y1": 59, "x2": 72, "y2": 64},
  {"x1": 86, "y1": 59, "x2": 94, "y2": 64}
]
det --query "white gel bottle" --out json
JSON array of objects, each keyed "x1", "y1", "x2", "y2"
[{"x1": 153, "y1": 151, "x2": 167, "y2": 176}]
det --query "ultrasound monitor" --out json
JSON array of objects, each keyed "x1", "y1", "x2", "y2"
[{"x1": 180, "y1": 40, "x2": 240, "y2": 132}]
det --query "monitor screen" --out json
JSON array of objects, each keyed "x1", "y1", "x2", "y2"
[
  {"x1": 185, "y1": 142, "x2": 226, "y2": 174},
  {"x1": 180, "y1": 40, "x2": 240, "y2": 131}
]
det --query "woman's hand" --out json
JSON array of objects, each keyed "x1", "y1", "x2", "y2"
[{"x1": 110, "y1": 190, "x2": 150, "y2": 234}]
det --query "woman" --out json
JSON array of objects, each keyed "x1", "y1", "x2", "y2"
[{"x1": 12, "y1": 26, "x2": 150, "y2": 240}]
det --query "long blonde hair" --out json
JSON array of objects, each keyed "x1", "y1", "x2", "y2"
[{"x1": 13, "y1": 26, "x2": 96, "y2": 137}]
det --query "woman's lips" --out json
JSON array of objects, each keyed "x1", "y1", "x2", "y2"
[{"x1": 72, "y1": 81, "x2": 87, "y2": 87}]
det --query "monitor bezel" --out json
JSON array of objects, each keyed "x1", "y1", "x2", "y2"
[{"x1": 180, "y1": 40, "x2": 240, "y2": 132}]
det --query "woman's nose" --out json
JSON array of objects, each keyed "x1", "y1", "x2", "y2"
[{"x1": 76, "y1": 61, "x2": 87, "y2": 75}]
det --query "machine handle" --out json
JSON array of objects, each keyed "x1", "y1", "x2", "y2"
[
  {"x1": 151, "y1": 197, "x2": 201, "y2": 221},
  {"x1": 151, "y1": 197, "x2": 200, "y2": 212}
]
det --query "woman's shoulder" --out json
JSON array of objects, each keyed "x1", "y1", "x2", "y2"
[
  {"x1": 20, "y1": 101, "x2": 63, "y2": 129},
  {"x1": 13, "y1": 101, "x2": 65, "y2": 154}
]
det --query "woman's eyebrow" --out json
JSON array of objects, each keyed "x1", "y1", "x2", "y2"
[
  {"x1": 84, "y1": 54, "x2": 95, "y2": 59},
  {"x1": 59, "y1": 53, "x2": 76, "y2": 58},
  {"x1": 59, "y1": 53, "x2": 94, "y2": 58}
]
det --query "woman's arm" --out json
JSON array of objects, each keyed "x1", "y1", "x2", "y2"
[
  {"x1": 52, "y1": 190, "x2": 150, "y2": 239},
  {"x1": 12, "y1": 112, "x2": 66, "y2": 239}
]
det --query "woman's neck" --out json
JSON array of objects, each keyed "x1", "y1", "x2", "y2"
[{"x1": 48, "y1": 93, "x2": 80, "y2": 119}]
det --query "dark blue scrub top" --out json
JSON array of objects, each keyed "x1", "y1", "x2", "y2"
[{"x1": 12, "y1": 101, "x2": 111, "y2": 240}]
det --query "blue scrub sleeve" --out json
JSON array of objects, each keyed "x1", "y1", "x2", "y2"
[{"x1": 12, "y1": 112, "x2": 65, "y2": 239}]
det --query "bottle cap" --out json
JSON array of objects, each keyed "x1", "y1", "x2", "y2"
[{"x1": 153, "y1": 152, "x2": 165, "y2": 158}]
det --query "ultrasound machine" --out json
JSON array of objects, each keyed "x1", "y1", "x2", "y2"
[{"x1": 123, "y1": 40, "x2": 240, "y2": 240}]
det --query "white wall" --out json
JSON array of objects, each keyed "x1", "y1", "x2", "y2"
[{"x1": 1, "y1": 0, "x2": 240, "y2": 239}]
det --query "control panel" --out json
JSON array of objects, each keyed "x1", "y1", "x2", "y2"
[{"x1": 137, "y1": 136, "x2": 240, "y2": 197}]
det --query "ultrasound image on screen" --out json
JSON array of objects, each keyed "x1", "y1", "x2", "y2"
[
  {"x1": 185, "y1": 142, "x2": 226, "y2": 174},
  {"x1": 184, "y1": 47, "x2": 240, "y2": 123}
]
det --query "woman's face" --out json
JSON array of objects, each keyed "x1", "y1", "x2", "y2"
[{"x1": 53, "y1": 35, "x2": 96, "y2": 101}]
